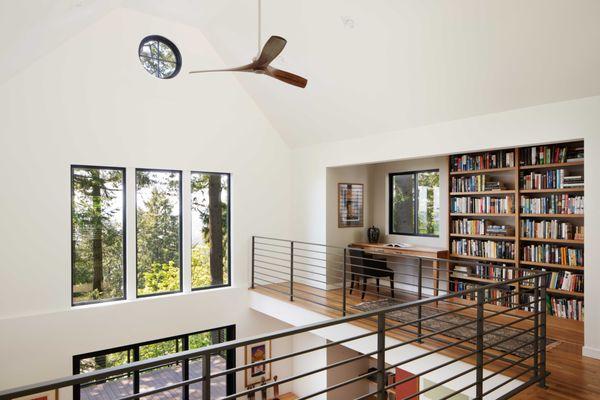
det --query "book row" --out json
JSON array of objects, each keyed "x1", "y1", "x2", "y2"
[
  {"x1": 451, "y1": 196, "x2": 514, "y2": 214},
  {"x1": 521, "y1": 244, "x2": 583, "y2": 266},
  {"x1": 450, "y1": 150, "x2": 515, "y2": 172},
  {"x1": 520, "y1": 294, "x2": 584, "y2": 321},
  {"x1": 451, "y1": 239, "x2": 515, "y2": 259},
  {"x1": 520, "y1": 169, "x2": 584, "y2": 190},
  {"x1": 453, "y1": 282, "x2": 518, "y2": 307},
  {"x1": 451, "y1": 175, "x2": 505, "y2": 192},
  {"x1": 520, "y1": 194, "x2": 584, "y2": 215},
  {"x1": 521, "y1": 268, "x2": 583, "y2": 292},
  {"x1": 520, "y1": 219, "x2": 583, "y2": 240},
  {"x1": 451, "y1": 218, "x2": 515, "y2": 236},
  {"x1": 519, "y1": 144, "x2": 582, "y2": 166}
]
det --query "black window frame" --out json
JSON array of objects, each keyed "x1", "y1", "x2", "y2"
[
  {"x1": 138, "y1": 35, "x2": 182, "y2": 79},
  {"x1": 190, "y1": 171, "x2": 232, "y2": 292},
  {"x1": 388, "y1": 169, "x2": 440, "y2": 237},
  {"x1": 73, "y1": 325, "x2": 236, "y2": 400},
  {"x1": 135, "y1": 168, "x2": 184, "y2": 298},
  {"x1": 71, "y1": 164, "x2": 127, "y2": 307}
]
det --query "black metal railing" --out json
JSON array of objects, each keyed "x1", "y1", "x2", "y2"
[{"x1": 0, "y1": 237, "x2": 549, "y2": 400}]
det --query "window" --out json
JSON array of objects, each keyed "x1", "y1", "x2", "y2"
[
  {"x1": 389, "y1": 170, "x2": 440, "y2": 236},
  {"x1": 138, "y1": 35, "x2": 182, "y2": 79},
  {"x1": 191, "y1": 172, "x2": 231, "y2": 290},
  {"x1": 71, "y1": 166, "x2": 126, "y2": 305},
  {"x1": 73, "y1": 326, "x2": 235, "y2": 400},
  {"x1": 136, "y1": 169, "x2": 182, "y2": 296}
]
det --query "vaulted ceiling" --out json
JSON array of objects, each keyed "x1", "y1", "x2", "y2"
[{"x1": 2, "y1": 0, "x2": 600, "y2": 147}]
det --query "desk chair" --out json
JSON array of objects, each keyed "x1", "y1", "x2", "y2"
[{"x1": 348, "y1": 247, "x2": 395, "y2": 300}]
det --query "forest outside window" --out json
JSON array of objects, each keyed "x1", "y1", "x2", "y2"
[
  {"x1": 389, "y1": 170, "x2": 440, "y2": 236},
  {"x1": 136, "y1": 169, "x2": 182, "y2": 296},
  {"x1": 71, "y1": 166, "x2": 126, "y2": 305},
  {"x1": 191, "y1": 172, "x2": 230, "y2": 290}
]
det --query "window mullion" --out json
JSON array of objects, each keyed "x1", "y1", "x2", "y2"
[{"x1": 182, "y1": 171, "x2": 192, "y2": 294}]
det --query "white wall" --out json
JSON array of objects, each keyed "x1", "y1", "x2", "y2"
[
  {"x1": 290, "y1": 95, "x2": 600, "y2": 357},
  {"x1": 292, "y1": 332, "x2": 328, "y2": 399},
  {"x1": 0, "y1": 7, "x2": 293, "y2": 389}
]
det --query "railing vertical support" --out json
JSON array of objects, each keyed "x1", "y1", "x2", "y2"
[
  {"x1": 290, "y1": 241, "x2": 294, "y2": 301},
  {"x1": 377, "y1": 312, "x2": 386, "y2": 400},
  {"x1": 342, "y1": 248, "x2": 348, "y2": 317},
  {"x1": 475, "y1": 288, "x2": 485, "y2": 399},
  {"x1": 251, "y1": 236, "x2": 255, "y2": 289},
  {"x1": 202, "y1": 353, "x2": 210, "y2": 399},
  {"x1": 540, "y1": 281, "x2": 547, "y2": 388},
  {"x1": 417, "y1": 258, "x2": 423, "y2": 343},
  {"x1": 533, "y1": 276, "x2": 540, "y2": 381}
]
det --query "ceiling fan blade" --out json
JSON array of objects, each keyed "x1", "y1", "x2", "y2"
[
  {"x1": 265, "y1": 67, "x2": 308, "y2": 88},
  {"x1": 254, "y1": 36, "x2": 287, "y2": 68},
  {"x1": 189, "y1": 63, "x2": 254, "y2": 74}
]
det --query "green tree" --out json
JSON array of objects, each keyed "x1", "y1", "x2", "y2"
[
  {"x1": 136, "y1": 171, "x2": 181, "y2": 294},
  {"x1": 72, "y1": 168, "x2": 124, "y2": 302}
]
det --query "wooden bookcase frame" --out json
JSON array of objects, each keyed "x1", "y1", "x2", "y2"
[{"x1": 447, "y1": 141, "x2": 584, "y2": 328}]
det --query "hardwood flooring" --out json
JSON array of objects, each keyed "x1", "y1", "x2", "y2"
[{"x1": 253, "y1": 283, "x2": 600, "y2": 399}]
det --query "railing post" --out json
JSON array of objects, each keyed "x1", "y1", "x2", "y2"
[
  {"x1": 202, "y1": 353, "x2": 210, "y2": 400},
  {"x1": 290, "y1": 241, "x2": 294, "y2": 301},
  {"x1": 417, "y1": 258, "x2": 423, "y2": 343},
  {"x1": 377, "y1": 312, "x2": 386, "y2": 400},
  {"x1": 342, "y1": 248, "x2": 348, "y2": 317},
  {"x1": 539, "y1": 278, "x2": 547, "y2": 388},
  {"x1": 251, "y1": 236, "x2": 255, "y2": 289},
  {"x1": 475, "y1": 288, "x2": 485, "y2": 400},
  {"x1": 533, "y1": 276, "x2": 540, "y2": 381}
]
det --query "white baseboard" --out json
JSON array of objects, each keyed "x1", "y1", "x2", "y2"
[{"x1": 582, "y1": 346, "x2": 600, "y2": 360}]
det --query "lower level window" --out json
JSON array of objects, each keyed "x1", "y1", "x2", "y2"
[{"x1": 73, "y1": 326, "x2": 235, "y2": 400}]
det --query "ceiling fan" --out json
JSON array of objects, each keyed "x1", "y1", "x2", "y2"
[{"x1": 189, "y1": 0, "x2": 307, "y2": 88}]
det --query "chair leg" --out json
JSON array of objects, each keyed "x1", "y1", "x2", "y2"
[
  {"x1": 361, "y1": 276, "x2": 368, "y2": 300},
  {"x1": 389, "y1": 274, "x2": 395, "y2": 298},
  {"x1": 349, "y1": 273, "x2": 355, "y2": 295},
  {"x1": 376, "y1": 278, "x2": 380, "y2": 293}
]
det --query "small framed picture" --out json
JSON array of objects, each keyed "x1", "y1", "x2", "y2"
[
  {"x1": 14, "y1": 390, "x2": 58, "y2": 400},
  {"x1": 245, "y1": 340, "x2": 272, "y2": 387},
  {"x1": 338, "y1": 183, "x2": 364, "y2": 228}
]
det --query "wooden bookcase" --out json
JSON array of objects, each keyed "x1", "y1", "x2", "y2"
[{"x1": 448, "y1": 141, "x2": 585, "y2": 325}]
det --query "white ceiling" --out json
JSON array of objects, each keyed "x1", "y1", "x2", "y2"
[{"x1": 2, "y1": 0, "x2": 600, "y2": 147}]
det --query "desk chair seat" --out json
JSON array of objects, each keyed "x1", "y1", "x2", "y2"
[{"x1": 347, "y1": 248, "x2": 395, "y2": 300}]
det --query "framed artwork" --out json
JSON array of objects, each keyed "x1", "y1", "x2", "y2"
[
  {"x1": 14, "y1": 390, "x2": 58, "y2": 400},
  {"x1": 245, "y1": 340, "x2": 272, "y2": 387},
  {"x1": 338, "y1": 183, "x2": 364, "y2": 228}
]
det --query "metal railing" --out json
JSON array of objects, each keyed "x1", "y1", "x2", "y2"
[{"x1": 0, "y1": 237, "x2": 549, "y2": 400}]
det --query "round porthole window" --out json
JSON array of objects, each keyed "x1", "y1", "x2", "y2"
[{"x1": 138, "y1": 35, "x2": 182, "y2": 79}]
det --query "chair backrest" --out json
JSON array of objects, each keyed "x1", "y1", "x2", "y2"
[{"x1": 347, "y1": 247, "x2": 364, "y2": 272}]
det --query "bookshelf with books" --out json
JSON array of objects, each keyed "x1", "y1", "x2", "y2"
[
  {"x1": 448, "y1": 141, "x2": 584, "y2": 323},
  {"x1": 517, "y1": 141, "x2": 584, "y2": 321}
]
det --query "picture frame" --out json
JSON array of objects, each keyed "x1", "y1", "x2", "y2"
[
  {"x1": 338, "y1": 183, "x2": 364, "y2": 228},
  {"x1": 14, "y1": 390, "x2": 58, "y2": 400},
  {"x1": 245, "y1": 340, "x2": 272, "y2": 387}
]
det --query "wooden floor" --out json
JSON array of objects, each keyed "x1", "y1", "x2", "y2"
[{"x1": 254, "y1": 282, "x2": 600, "y2": 399}]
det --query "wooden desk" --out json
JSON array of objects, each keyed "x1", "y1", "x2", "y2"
[{"x1": 350, "y1": 243, "x2": 449, "y2": 297}]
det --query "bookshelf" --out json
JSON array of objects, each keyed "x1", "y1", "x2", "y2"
[{"x1": 448, "y1": 141, "x2": 584, "y2": 323}]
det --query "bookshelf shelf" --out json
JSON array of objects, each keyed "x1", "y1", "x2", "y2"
[
  {"x1": 520, "y1": 188, "x2": 584, "y2": 194},
  {"x1": 450, "y1": 213, "x2": 516, "y2": 217},
  {"x1": 519, "y1": 160, "x2": 584, "y2": 170},
  {"x1": 449, "y1": 167, "x2": 516, "y2": 176},
  {"x1": 520, "y1": 213, "x2": 584, "y2": 218},
  {"x1": 520, "y1": 237, "x2": 584, "y2": 245},
  {"x1": 520, "y1": 261, "x2": 584, "y2": 271},
  {"x1": 449, "y1": 141, "x2": 584, "y2": 322},
  {"x1": 450, "y1": 254, "x2": 517, "y2": 263},
  {"x1": 450, "y1": 190, "x2": 515, "y2": 196},
  {"x1": 450, "y1": 234, "x2": 516, "y2": 241},
  {"x1": 521, "y1": 286, "x2": 584, "y2": 298}
]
